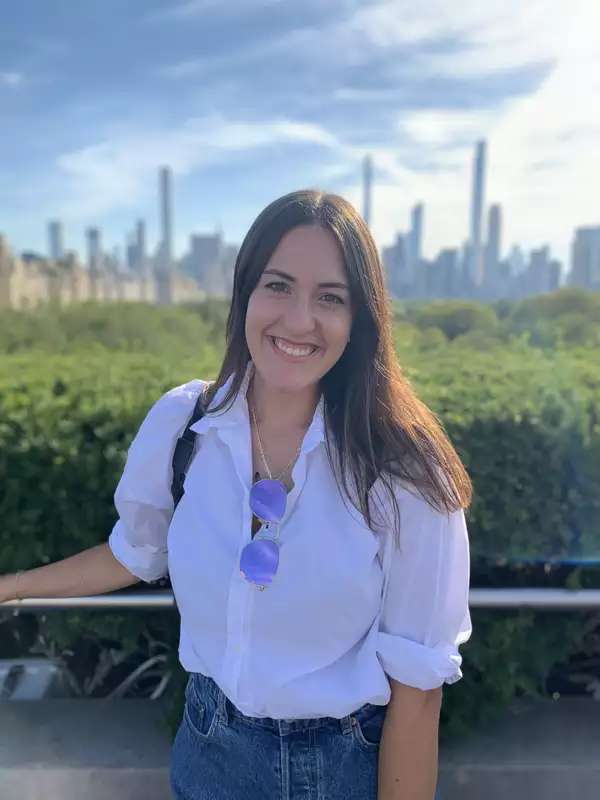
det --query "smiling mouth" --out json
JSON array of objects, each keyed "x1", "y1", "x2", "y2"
[{"x1": 269, "y1": 336, "x2": 319, "y2": 358}]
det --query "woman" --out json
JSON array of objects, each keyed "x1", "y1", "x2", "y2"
[{"x1": 2, "y1": 189, "x2": 472, "y2": 800}]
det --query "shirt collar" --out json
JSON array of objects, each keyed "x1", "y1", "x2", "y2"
[{"x1": 190, "y1": 361, "x2": 325, "y2": 454}]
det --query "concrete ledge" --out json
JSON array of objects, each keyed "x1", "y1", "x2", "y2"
[
  {"x1": 1, "y1": 695, "x2": 599, "y2": 799},
  {"x1": 438, "y1": 695, "x2": 600, "y2": 800},
  {"x1": 0, "y1": 769, "x2": 171, "y2": 800},
  {"x1": 0, "y1": 699, "x2": 172, "y2": 800}
]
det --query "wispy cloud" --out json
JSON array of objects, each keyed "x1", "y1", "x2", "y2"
[
  {"x1": 146, "y1": 0, "x2": 280, "y2": 24},
  {"x1": 157, "y1": 58, "x2": 206, "y2": 80},
  {"x1": 47, "y1": 114, "x2": 341, "y2": 218},
  {"x1": 1, "y1": 71, "x2": 24, "y2": 88}
]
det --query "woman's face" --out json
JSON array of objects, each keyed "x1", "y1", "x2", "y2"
[{"x1": 245, "y1": 224, "x2": 353, "y2": 395}]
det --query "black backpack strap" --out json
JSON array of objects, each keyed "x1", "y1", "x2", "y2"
[{"x1": 170, "y1": 388, "x2": 207, "y2": 511}]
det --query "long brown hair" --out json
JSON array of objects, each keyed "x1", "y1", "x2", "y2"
[{"x1": 204, "y1": 189, "x2": 472, "y2": 549}]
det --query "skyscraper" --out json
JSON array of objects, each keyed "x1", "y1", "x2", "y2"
[
  {"x1": 362, "y1": 155, "x2": 372, "y2": 227},
  {"x1": 48, "y1": 220, "x2": 64, "y2": 261},
  {"x1": 86, "y1": 227, "x2": 101, "y2": 270},
  {"x1": 136, "y1": 219, "x2": 147, "y2": 271},
  {"x1": 159, "y1": 166, "x2": 173, "y2": 269},
  {"x1": 469, "y1": 140, "x2": 486, "y2": 287},
  {"x1": 157, "y1": 166, "x2": 174, "y2": 305},
  {"x1": 485, "y1": 203, "x2": 502, "y2": 279},
  {"x1": 569, "y1": 226, "x2": 600, "y2": 290},
  {"x1": 407, "y1": 203, "x2": 423, "y2": 284}
]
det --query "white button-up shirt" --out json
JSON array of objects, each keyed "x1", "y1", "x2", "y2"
[{"x1": 108, "y1": 362, "x2": 472, "y2": 719}]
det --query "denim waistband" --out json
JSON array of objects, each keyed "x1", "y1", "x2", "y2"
[{"x1": 189, "y1": 671, "x2": 381, "y2": 736}]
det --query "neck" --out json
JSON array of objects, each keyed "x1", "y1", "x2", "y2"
[{"x1": 247, "y1": 369, "x2": 320, "y2": 434}]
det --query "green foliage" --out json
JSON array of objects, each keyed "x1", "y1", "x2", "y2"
[
  {"x1": 0, "y1": 291, "x2": 599, "y2": 742},
  {"x1": 0, "y1": 300, "x2": 226, "y2": 360},
  {"x1": 439, "y1": 609, "x2": 588, "y2": 743},
  {"x1": 506, "y1": 287, "x2": 600, "y2": 349},
  {"x1": 406, "y1": 299, "x2": 499, "y2": 341}
]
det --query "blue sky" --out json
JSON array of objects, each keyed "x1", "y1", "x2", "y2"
[{"x1": 2, "y1": 0, "x2": 599, "y2": 268}]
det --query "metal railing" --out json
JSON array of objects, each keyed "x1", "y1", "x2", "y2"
[{"x1": 3, "y1": 587, "x2": 600, "y2": 610}]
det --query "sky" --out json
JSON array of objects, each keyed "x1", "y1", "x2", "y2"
[{"x1": 1, "y1": 0, "x2": 599, "y2": 269}]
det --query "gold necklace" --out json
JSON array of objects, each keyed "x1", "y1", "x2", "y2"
[{"x1": 250, "y1": 405, "x2": 303, "y2": 482}]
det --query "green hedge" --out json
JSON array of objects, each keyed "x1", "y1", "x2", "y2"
[{"x1": 1, "y1": 294, "x2": 599, "y2": 743}]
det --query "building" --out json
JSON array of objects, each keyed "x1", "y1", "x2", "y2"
[
  {"x1": 522, "y1": 246, "x2": 561, "y2": 295},
  {"x1": 407, "y1": 203, "x2": 423, "y2": 285},
  {"x1": 0, "y1": 233, "x2": 205, "y2": 311},
  {"x1": 568, "y1": 226, "x2": 600, "y2": 290},
  {"x1": 180, "y1": 230, "x2": 238, "y2": 297},
  {"x1": 382, "y1": 233, "x2": 412, "y2": 298},
  {"x1": 156, "y1": 165, "x2": 174, "y2": 305},
  {"x1": 48, "y1": 221, "x2": 64, "y2": 261},
  {"x1": 469, "y1": 140, "x2": 486, "y2": 287},
  {"x1": 484, "y1": 204, "x2": 502, "y2": 294}
]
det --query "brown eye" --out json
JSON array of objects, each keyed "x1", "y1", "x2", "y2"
[{"x1": 265, "y1": 281, "x2": 290, "y2": 293}]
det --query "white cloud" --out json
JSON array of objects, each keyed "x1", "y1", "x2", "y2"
[
  {"x1": 146, "y1": 0, "x2": 280, "y2": 24},
  {"x1": 371, "y1": 0, "x2": 600, "y2": 265},
  {"x1": 0, "y1": 71, "x2": 24, "y2": 88},
  {"x1": 157, "y1": 58, "x2": 206, "y2": 79},
  {"x1": 50, "y1": 114, "x2": 340, "y2": 218},
  {"x1": 152, "y1": 0, "x2": 600, "y2": 266},
  {"x1": 345, "y1": 0, "x2": 564, "y2": 75}
]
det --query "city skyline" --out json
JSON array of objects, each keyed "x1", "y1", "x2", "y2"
[
  {"x1": 2, "y1": 1, "x2": 599, "y2": 266},
  {"x1": 1, "y1": 150, "x2": 598, "y2": 312},
  {"x1": 14, "y1": 138, "x2": 597, "y2": 287}
]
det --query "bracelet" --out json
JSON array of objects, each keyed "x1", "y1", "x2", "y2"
[{"x1": 14, "y1": 570, "x2": 25, "y2": 601}]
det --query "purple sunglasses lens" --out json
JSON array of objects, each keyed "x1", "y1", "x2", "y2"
[
  {"x1": 249, "y1": 478, "x2": 287, "y2": 522},
  {"x1": 241, "y1": 478, "x2": 287, "y2": 587},
  {"x1": 240, "y1": 539, "x2": 279, "y2": 585}
]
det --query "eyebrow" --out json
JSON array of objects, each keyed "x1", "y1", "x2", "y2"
[{"x1": 262, "y1": 268, "x2": 349, "y2": 291}]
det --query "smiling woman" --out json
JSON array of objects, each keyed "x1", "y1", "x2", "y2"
[{"x1": 166, "y1": 189, "x2": 472, "y2": 798}]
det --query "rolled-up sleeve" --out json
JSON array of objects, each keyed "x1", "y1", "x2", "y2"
[
  {"x1": 108, "y1": 380, "x2": 205, "y2": 583},
  {"x1": 376, "y1": 486, "x2": 472, "y2": 691}
]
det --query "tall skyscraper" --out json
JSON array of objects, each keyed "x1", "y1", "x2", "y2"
[
  {"x1": 469, "y1": 140, "x2": 487, "y2": 286},
  {"x1": 136, "y1": 219, "x2": 147, "y2": 270},
  {"x1": 157, "y1": 166, "x2": 174, "y2": 305},
  {"x1": 126, "y1": 236, "x2": 138, "y2": 271},
  {"x1": 48, "y1": 220, "x2": 64, "y2": 261},
  {"x1": 569, "y1": 226, "x2": 600, "y2": 290},
  {"x1": 407, "y1": 203, "x2": 423, "y2": 284},
  {"x1": 410, "y1": 203, "x2": 423, "y2": 260},
  {"x1": 362, "y1": 155, "x2": 372, "y2": 227},
  {"x1": 86, "y1": 227, "x2": 101, "y2": 270},
  {"x1": 485, "y1": 204, "x2": 502, "y2": 278},
  {"x1": 160, "y1": 166, "x2": 173, "y2": 269}
]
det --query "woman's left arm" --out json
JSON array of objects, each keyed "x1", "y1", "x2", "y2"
[
  {"x1": 373, "y1": 485, "x2": 473, "y2": 799},
  {"x1": 378, "y1": 680, "x2": 443, "y2": 800}
]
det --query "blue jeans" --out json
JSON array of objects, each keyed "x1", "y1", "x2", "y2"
[{"x1": 170, "y1": 671, "x2": 442, "y2": 799}]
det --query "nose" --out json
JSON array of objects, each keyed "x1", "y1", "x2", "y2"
[{"x1": 282, "y1": 293, "x2": 316, "y2": 336}]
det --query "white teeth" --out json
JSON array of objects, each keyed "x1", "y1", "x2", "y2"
[{"x1": 273, "y1": 337, "x2": 316, "y2": 357}]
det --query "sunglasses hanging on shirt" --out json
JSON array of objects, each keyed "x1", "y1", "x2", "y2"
[
  {"x1": 239, "y1": 405, "x2": 302, "y2": 591},
  {"x1": 170, "y1": 387, "x2": 302, "y2": 593}
]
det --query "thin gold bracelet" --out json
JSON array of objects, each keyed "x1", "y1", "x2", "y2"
[{"x1": 14, "y1": 570, "x2": 25, "y2": 601}]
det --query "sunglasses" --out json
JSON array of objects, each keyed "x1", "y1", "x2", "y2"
[{"x1": 239, "y1": 477, "x2": 288, "y2": 590}]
